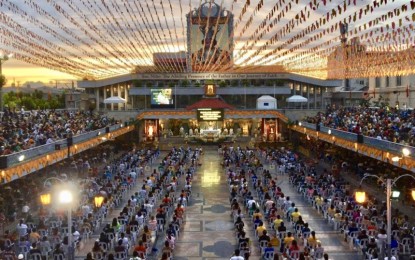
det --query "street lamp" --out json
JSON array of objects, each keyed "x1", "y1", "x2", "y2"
[
  {"x1": 40, "y1": 177, "x2": 75, "y2": 260},
  {"x1": 94, "y1": 195, "x2": 104, "y2": 208},
  {"x1": 355, "y1": 173, "x2": 415, "y2": 259},
  {"x1": 0, "y1": 52, "x2": 13, "y2": 111},
  {"x1": 391, "y1": 147, "x2": 411, "y2": 162}
]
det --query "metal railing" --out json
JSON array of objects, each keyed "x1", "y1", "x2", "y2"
[
  {"x1": 1, "y1": 123, "x2": 126, "y2": 168},
  {"x1": 299, "y1": 121, "x2": 414, "y2": 157}
]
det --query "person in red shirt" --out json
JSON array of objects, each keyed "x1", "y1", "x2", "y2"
[
  {"x1": 162, "y1": 195, "x2": 171, "y2": 206},
  {"x1": 133, "y1": 240, "x2": 146, "y2": 254}
]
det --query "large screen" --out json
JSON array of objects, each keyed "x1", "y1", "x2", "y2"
[
  {"x1": 197, "y1": 108, "x2": 224, "y2": 121},
  {"x1": 151, "y1": 89, "x2": 174, "y2": 108}
]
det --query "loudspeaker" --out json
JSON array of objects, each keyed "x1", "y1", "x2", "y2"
[
  {"x1": 106, "y1": 127, "x2": 110, "y2": 133},
  {"x1": 67, "y1": 137, "x2": 73, "y2": 146},
  {"x1": 316, "y1": 123, "x2": 321, "y2": 132},
  {"x1": 0, "y1": 156, "x2": 7, "y2": 169},
  {"x1": 357, "y1": 134, "x2": 364, "y2": 144},
  {"x1": 55, "y1": 144, "x2": 61, "y2": 150}
]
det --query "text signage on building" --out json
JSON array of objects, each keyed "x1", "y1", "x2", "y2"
[{"x1": 197, "y1": 108, "x2": 224, "y2": 121}]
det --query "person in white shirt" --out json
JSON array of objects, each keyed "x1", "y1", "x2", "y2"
[
  {"x1": 16, "y1": 219, "x2": 28, "y2": 237},
  {"x1": 230, "y1": 249, "x2": 244, "y2": 260}
]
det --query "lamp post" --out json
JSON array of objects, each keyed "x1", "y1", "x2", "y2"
[
  {"x1": 355, "y1": 172, "x2": 415, "y2": 259},
  {"x1": 0, "y1": 53, "x2": 13, "y2": 111},
  {"x1": 40, "y1": 177, "x2": 75, "y2": 260}
]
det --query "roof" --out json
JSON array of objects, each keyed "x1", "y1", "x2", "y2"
[
  {"x1": 257, "y1": 95, "x2": 276, "y2": 101},
  {"x1": 186, "y1": 98, "x2": 235, "y2": 110}
]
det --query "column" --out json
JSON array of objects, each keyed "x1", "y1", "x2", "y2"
[
  {"x1": 314, "y1": 86, "x2": 317, "y2": 109},
  {"x1": 124, "y1": 84, "x2": 129, "y2": 111},
  {"x1": 117, "y1": 84, "x2": 120, "y2": 111},
  {"x1": 307, "y1": 85, "x2": 310, "y2": 109},
  {"x1": 320, "y1": 87, "x2": 324, "y2": 109},
  {"x1": 110, "y1": 85, "x2": 114, "y2": 111},
  {"x1": 103, "y1": 86, "x2": 107, "y2": 111},
  {"x1": 95, "y1": 88, "x2": 100, "y2": 112}
]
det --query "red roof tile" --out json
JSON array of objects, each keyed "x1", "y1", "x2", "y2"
[{"x1": 186, "y1": 98, "x2": 235, "y2": 110}]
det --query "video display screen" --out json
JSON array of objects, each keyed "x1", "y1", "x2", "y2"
[
  {"x1": 197, "y1": 108, "x2": 224, "y2": 121},
  {"x1": 150, "y1": 89, "x2": 174, "y2": 108}
]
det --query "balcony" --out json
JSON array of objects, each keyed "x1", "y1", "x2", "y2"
[
  {"x1": 0, "y1": 123, "x2": 133, "y2": 170},
  {"x1": 297, "y1": 122, "x2": 415, "y2": 171}
]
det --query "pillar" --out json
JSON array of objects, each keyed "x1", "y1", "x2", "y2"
[
  {"x1": 103, "y1": 86, "x2": 107, "y2": 111},
  {"x1": 307, "y1": 85, "x2": 310, "y2": 109},
  {"x1": 124, "y1": 84, "x2": 128, "y2": 111},
  {"x1": 314, "y1": 86, "x2": 317, "y2": 109},
  {"x1": 110, "y1": 85, "x2": 114, "y2": 111},
  {"x1": 95, "y1": 88, "x2": 99, "y2": 112},
  {"x1": 320, "y1": 87, "x2": 324, "y2": 109},
  {"x1": 117, "y1": 84, "x2": 120, "y2": 111}
]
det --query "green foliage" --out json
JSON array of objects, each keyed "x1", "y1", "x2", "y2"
[
  {"x1": 168, "y1": 81, "x2": 175, "y2": 88},
  {"x1": 194, "y1": 82, "x2": 201, "y2": 88},
  {"x1": 0, "y1": 75, "x2": 6, "y2": 87},
  {"x1": 219, "y1": 80, "x2": 227, "y2": 88},
  {"x1": 132, "y1": 80, "x2": 143, "y2": 88},
  {"x1": 181, "y1": 80, "x2": 189, "y2": 87},
  {"x1": 265, "y1": 80, "x2": 274, "y2": 86},
  {"x1": 242, "y1": 79, "x2": 250, "y2": 87},
  {"x1": 205, "y1": 79, "x2": 215, "y2": 85},
  {"x1": 146, "y1": 81, "x2": 153, "y2": 88},
  {"x1": 230, "y1": 80, "x2": 239, "y2": 87},
  {"x1": 3, "y1": 90, "x2": 65, "y2": 110}
]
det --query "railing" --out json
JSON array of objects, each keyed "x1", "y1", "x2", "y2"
[
  {"x1": 299, "y1": 121, "x2": 415, "y2": 157},
  {"x1": 1, "y1": 123, "x2": 126, "y2": 168}
]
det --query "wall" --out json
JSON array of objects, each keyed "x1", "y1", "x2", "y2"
[
  {"x1": 280, "y1": 109, "x2": 323, "y2": 121},
  {"x1": 105, "y1": 111, "x2": 138, "y2": 122}
]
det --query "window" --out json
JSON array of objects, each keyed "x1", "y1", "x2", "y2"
[
  {"x1": 386, "y1": 77, "x2": 389, "y2": 87},
  {"x1": 375, "y1": 77, "x2": 381, "y2": 88},
  {"x1": 396, "y1": 75, "x2": 402, "y2": 86},
  {"x1": 264, "y1": 103, "x2": 269, "y2": 106}
]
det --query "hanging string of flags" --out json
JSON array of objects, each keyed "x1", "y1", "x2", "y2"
[{"x1": 0, "y1": 0, "x2": 414, "y2": 79}]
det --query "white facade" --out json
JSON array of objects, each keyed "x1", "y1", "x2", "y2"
[{"x1": 368, "y1": 74, "x2": 415, "y2": 108}]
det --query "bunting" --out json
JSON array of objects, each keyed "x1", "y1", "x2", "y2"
[{"x1": 0, "y1": 0, "x2": 414, "y2": 79}]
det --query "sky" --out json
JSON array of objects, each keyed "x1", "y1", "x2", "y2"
[{"x1": 0, "y1": 0, "x2": 412, "y2": 84}]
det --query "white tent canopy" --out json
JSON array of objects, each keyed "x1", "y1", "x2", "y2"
[
  {"x1": 103, "y1": 96, "x2": 126, "y2": 104},
  {"x1": 286, "y1": 95, "x2": 308, "y2": 103},
  {"x1": 257, "y1": 95, "x2": 277, "y2": 109}
]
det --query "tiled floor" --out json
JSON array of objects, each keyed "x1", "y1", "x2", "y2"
[{"x1": 75, "y1": 147, "x2": 360, "y2": 259}]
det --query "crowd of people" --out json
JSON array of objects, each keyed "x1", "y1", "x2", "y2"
[
  {"x1": 0, "y1": 109, "x2": 118, "y2": 155},
  {"x1": 305, "y1": 106, "x2": 415, "y2": 146},
  {"x1": 81, "y1": 146, "x2": 199, "y2": 260},
  {"x1": 0, "y1": 143, "x2": 203, "y2": 259},
  {"x1": 223, "y1": 146, "x2": 329, "y2": 260},
  {"x1": 221, "y1": 144, "x2": 415, "y2": 259}
]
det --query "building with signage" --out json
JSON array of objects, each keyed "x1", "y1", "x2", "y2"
[{"x1": 77, "y1": 0, "x2": 342, "y2": 143}]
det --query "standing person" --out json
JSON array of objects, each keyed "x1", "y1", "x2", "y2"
[{"x1": 230, "y1": 249, "x2": 244, "y2": 260}]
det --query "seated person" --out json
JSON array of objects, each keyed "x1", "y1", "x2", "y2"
[{"x1": 259, "y1": 230, "x2": 270, "y2": 243}]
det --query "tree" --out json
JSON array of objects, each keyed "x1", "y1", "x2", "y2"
[{"x1": 0, "y1": 75, "x2": 6, "y2": 87}]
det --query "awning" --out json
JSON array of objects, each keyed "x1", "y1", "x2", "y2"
[
  {"x1": 286, "y1": 95, "x2": 308, "y2": 103},
  {"x1": 103, "y1": 96, "x2": 126, "y2": 104}
]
